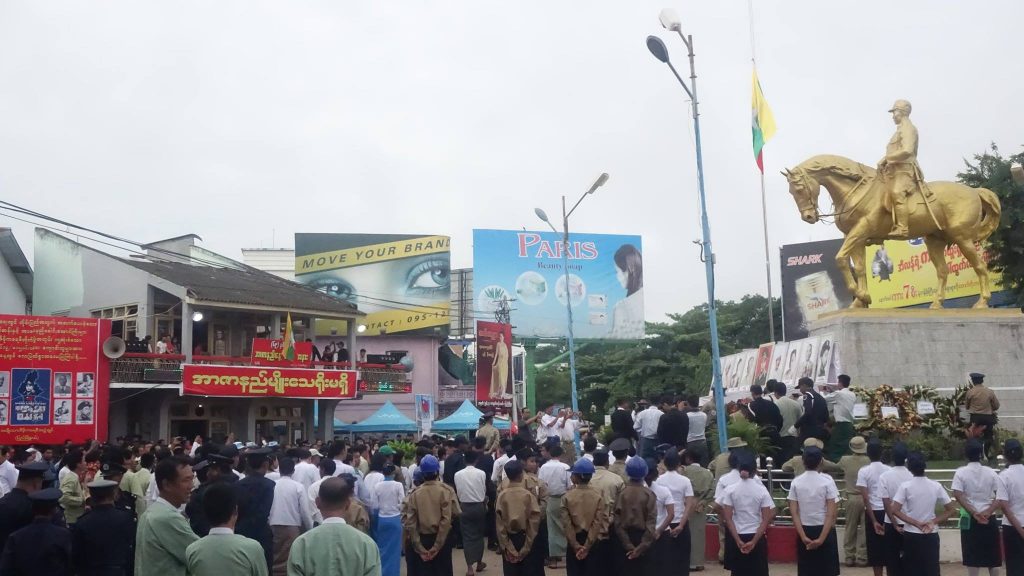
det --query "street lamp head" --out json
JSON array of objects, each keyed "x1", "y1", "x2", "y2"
[
  {"x1": 191, "y1": 311, "x2": 203, "y2": 322},
  {"x1": 646, "y1": 35, "x2": 670, "y2": 64},
  {"x1": 658, "y1": 8, "x2": 682, "y2": 32},
  {"x1": 534, "y1": 207, "x2": 550, "y2": 223},
  {"x1": 587, "y1": 173, "x2": 610, "y2": 194}
]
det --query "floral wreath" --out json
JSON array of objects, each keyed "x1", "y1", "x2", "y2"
[{"x1": 852, "y1": 384, "x2": 923, "y2": 436}]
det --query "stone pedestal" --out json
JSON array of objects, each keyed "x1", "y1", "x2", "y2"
[{"x1": 809, "y1": 308, "x2": 1024, "y2": 429}]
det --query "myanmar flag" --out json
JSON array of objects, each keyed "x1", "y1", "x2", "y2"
[
  {"x1": 281, "y1": 312, "x2": 295, "y2": 361},
  {"x1": 751, "y1": 70, "x2": 777, "y2": 173}
]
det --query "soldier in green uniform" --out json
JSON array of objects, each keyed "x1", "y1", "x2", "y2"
[
  {"x1": 608, "y1": 439, "x2": 630, "y2": 482},
  {"x1": 781, "y1": 438, "x2": 842, "y2": 477},
  {"x1": 681, "y1": 449, "x2": 713, "y2": 572},
  {"x1": 837, "y1": 436, "x2": 870, "y2": 567},
  {"x1": 403, "y1": 455, "x2": 459, "y2": 576}
]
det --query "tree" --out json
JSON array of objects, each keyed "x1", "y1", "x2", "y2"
[
  {"x1": 957, "y1": 144, "x2": 1024, "y2": 306},
  {"x1": 531, "y1": 295, "x2": 780, "y2": 419}
]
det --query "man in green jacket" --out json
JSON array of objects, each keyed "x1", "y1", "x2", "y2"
[
  {"x1": 135, "y1": 455, "x2": 198, "y2": 576},
  {"x1": 186, "y1": 482, "x2": 268, "y2": 576},
  {"x1": 287, "y1": 477, "x2": 381, "y2": 576}
]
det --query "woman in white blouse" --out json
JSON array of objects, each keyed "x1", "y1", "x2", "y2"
[
  {"x1": 720, "y1": 453, "x2": 775, "y2": 576},
  {"x1": 891, "y1": 452, "x2": 958, "y2": 576},
  {"x1": 645, "y1": 458, "x2": 676, "y2": 569},
  {"x1": 787, "y1": 446, "x2": 840, "y2": 576},
  {"x1": 372, "y1": 463, "x2": 406, "y2": 576},
  {"x1": 997, "y1": 439, "x2": 1024, "y2": 576}
]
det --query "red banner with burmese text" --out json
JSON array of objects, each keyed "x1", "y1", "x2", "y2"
[
  {"x1": 0, "y1": 315, "x2": 111, "y2": 445},
  {"x1": 182, "y1": 365, "x2": 357, "y2": 399},
  {"x1": 250, "y1": 338, "x2": 314, "y2": 367}
]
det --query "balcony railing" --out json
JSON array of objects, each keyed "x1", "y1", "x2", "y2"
[{"x1": 110, "y1": 353, "x2": 411, "y2": 391}]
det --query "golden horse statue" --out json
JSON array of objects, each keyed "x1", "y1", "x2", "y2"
[{"x1": 782, "y1": 154, "x2": 1001, "y2": 309}]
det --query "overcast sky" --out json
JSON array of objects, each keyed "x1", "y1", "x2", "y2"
[{"x1": 1, "y1": 1, "x2": 1021, "y2": 323}]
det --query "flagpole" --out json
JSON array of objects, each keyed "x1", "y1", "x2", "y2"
[{"x1": 749, "y1": 0, "x2": 776, "y2": 343}]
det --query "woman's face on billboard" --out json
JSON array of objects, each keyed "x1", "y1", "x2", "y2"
[{"x1": 304, "y1": 254, "x2": 450, "y2": 311}]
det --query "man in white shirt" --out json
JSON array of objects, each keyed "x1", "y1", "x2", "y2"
[
  {"x1": 557, "y1": 411, "x2": 581, "y2": 464},
  {"x1": 891, "y1": 453, "x2": 957, "y2": 576},
  {"x1": 0, "y1": 447, "x2": 18, "y2": 497},
  {"x1": 876, "y1": 442, "x2": 913, "y2": 576},
  {"x1": 633, "y1": 398, "x2": 664, "y2": 459},
  {"x1": 293, "y1": 449, "x2": 320, "y2": 492},
  {"x1": 269, "y1": 457, "x2": 314, "y2": 575},
  {"x1": 307, "y1": 460, "x2": 336, "y2": 525},
  {"x1": 684, "y1": 394, "x2": 709, "y2": 467},
  {"x1": 491, "y1": 439, "x2": 511, "y2": 484},
  {"x1": 951, "y1": 439, "x2": 1002, "y2": 572},
  {"x1": 997, "y1": 439, "x2": 1024, "y2": 575},
  {"x1": 454, "y1": 450, "x2": 488, "y2": 576},
  {"x1": 538, "y1": 445, "x2": 572, "y2": 566},
  {"x1": 772, "y1": 381, "x2": 804, "y2": 463},
  {"x1": 328, "y1": 443, "x2": 355, "y2": 477},
  {"x1": 536, "y1": 406, "x2": 558, "y2": 445},
  {"x1": 855, "y1": 441, "x2": 891, "y2": 576},
  {"x1": 824, "y1": 375, "x2": 858, "y2": 461}
]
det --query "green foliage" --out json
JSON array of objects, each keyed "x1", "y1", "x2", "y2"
[
  {"x1": 554, "y1": 295, "x2": 780, "y2": 416},
  {"x1": 903, "y1": 433, "x2": 964, "y2": 462},
  {"x1": 957, "y1": 144, "x2": 1024, "y2": 306},
  {"x1": 708, "y1": 418, "x2": 774, "y2": 458},
  {"x1": 385, "y1": 440, "x2": 416, "y2": 465}
]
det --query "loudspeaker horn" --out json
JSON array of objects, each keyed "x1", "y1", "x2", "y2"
[{"x1": 103, "y1": 336, "x2": 126, "y2": 359}]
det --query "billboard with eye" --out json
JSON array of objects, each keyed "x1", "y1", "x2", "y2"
[{"x1": 294, "y1": 234, "x2": 451, "y2": 334}]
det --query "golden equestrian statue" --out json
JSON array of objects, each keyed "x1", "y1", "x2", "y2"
[{"x1": 782, "y1": 100, "x2": 1002, "y2": 309}]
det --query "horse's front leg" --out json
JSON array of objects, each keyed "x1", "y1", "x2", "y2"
[{"x1": 837, "y1": 231, "x2": 872, "y2": 308}]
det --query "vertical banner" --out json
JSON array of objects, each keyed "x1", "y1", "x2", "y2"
[
  {"x1": 415, "y1": 394, "x2": 434, "y2": 423},
  {"x1": 0, "y1": 315, "x2": 111, "y2": 445},
  {"x1": 476, "y1": 320, "x2": 512, "y2": 418}
]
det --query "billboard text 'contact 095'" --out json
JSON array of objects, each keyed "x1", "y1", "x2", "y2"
[{"x1": 472, "y1": 229, "x2": 644, "y2": 340}]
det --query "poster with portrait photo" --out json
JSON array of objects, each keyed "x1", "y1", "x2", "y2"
[
  {"x1": 54, "y1": 399, "x2": 73, "y2": 425},
  {"x1": 797, "y1": 337, "x2": 820, "y2": 382},
  {"x1": 815, "y1": 334, "x2": 835, "y2": 386},
  {"x1": 0, "y1": 371, "x2": 8, "y2": 397},
  {"x1": 781, "y1": 339, "x2": 803, "y2": 385},
  {"x1": 767, "y1": 342, "x2": 790, "y2": 382},
  {"x1": 53, "y1": 372, "x2": 73, "y2": 398},
  {"x1": 76, "y1": 400, "x2": 94, "y2": 424},
  {"x1": 0, "y1": 399, "x2": 8, "y2": 425},
  {"x1": 11, "y1": 368, "x2": 51, "y2": 425},
  {"x1": 739, "y1": 349, "x2": 758, "y2": 389},
  {"x1": 753, "y1": 343, "x2": 774, "y2": 389},
  {"x1": 76, "y1": 372, "x2": 95, "y2": 397}
]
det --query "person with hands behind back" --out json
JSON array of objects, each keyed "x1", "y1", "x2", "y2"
[
  {"x1": 494, "y1": 460, "x2": 541, "y2": 576},
  {"x1": 997, "y1": 439, "x2": 1024, "y2": 576},
  {"x1": 787, "y1": 446, "x2": 840, "y2": 576},
  {"x1": 560, "y1": 458, "x2": 609, "y2": 576},
  {"x1": 891, "y1": 452, "x2": 958, "y2": 576},
  {"x1": 952, "y1": 439, "x2": 1002, "y2": 576},
  {"x1": 719, "y1": 453, "x2": 775, "y2": 576}
]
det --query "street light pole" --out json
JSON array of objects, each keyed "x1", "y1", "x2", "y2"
[
  {"x1": 649, "y1": 10, "x2": 728, "y2": 453},
  {"x1": 535, "y1": 173, "x2": 609, "y2": 454}
]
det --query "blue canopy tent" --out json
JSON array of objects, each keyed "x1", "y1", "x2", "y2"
[
  {"x1": 335, "y1": 401, "x2": 418, "y2": 433},
  {"x1": 432, "y1": 399, "x2": 511, "y2": 432}
]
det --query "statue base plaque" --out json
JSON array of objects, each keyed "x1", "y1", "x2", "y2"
[{"x1": 809, "y1": 308, "x2": 1024, "y2": 429}]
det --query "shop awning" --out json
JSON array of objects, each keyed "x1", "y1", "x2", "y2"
[
  {"x1": 432, "y1": 399, "x2": 511, "y2": 431},
  {"x1": 335, "y1": 401, "x2": 418, "y2": 433}
]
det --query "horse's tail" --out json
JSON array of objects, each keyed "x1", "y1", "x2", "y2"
[{"x1": 976, "y1": 187, "x2": 1002, "y2": 242}]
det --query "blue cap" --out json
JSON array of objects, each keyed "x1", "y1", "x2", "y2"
[
  {"x1": 503, "y1": 459, "x2": 524, "y2": 477},
  {"x1": 625, "y1": 457, "x2": 648, "y2": 479},
  {"x1": 420, "y1": 454, "x2": 440, "y2": 474},
  {"x1": 571, "y1": 458, "x2": 595, "y2": 475}
]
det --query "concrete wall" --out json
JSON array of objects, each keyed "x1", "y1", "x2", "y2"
[
  {"x1": 0, "y1": 249, "x2": 27, "y2": 314},
  {"x1": 33, "y1": 229, "x2": 151, "y2": 319},
  {"x1": 811, "y1": 308, "x2": 1024, "y2": 429},
  {"x1": 241, "y1": 249, "x2": 296, "y2": 280},
  {"x1": 326, "y1": 334, "x2": 439, "y2": 426}
]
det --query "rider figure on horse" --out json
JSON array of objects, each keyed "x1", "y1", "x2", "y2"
[{"x1": 877, "y1": 99, "x2": 927, "y2": 239}]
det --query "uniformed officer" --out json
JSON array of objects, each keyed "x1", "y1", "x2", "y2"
[
  {"x1": 478, "y1": 413, "x2": 502, "y2": 455},
  {"x1": 709, "y1": 437, "x2": 747, "y2": 481},
  {"x1": 187, "y1": 454, "x2": 237, "y2": 536},
  {"x1": 680, "y1": 449, "x2": 713, "y2": 572},
  {"x1": 590, "y1": 450, "x2": 624, "y2": 521},
  {"x1": 72, "y1": 478, "x2": 136, "y2": 576},
  {"x1": 0, "y1": 487, "x2": 72, "y2": 576},
  {"x1": 608, "y1": 439, "x2": 631, "y2": 482},
  {"x1": 561, "y1": 458, "x2": 609, "y2": 576},
  {"x1": 100, "y1": 461, "x2": 138, "y2": 522},
  {"x1": 338, "y1": 473, "x2": 371, "y2": 534},
  {"x1": 495, "y1": 459, "x2": 542, "y2": 576},
  {"x1": 965, "y1": 372, "x2": 1000, "y2": 462},
  {"x1": 504, "y1": 448, "x2": 549, "y2": 573},
  {"x1": 782, "y1": 438, "x2": 842, "y2": 477},
  {"x1": 836, "y1": 436, "x2": 870, "y2": 567},
  {"x1": 612, "y1": 457, "x2": 656, "y2": 575},
  {"x1": 402, "y1": 454, "x2": 460, "y2": 576},
  {"x1": 235, "y1": 447, "x2": 276, "y2": 570},
  {"x1": 0, "y1": 461, "x2": 51, "y2": 552}
]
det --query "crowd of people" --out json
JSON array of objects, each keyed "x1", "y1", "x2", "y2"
[{"x1": 0, "y1": 371, "x2": 1014, "y2": 576}]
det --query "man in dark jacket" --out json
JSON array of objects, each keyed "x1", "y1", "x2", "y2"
[
  {"x1": 795, "y1": 377, "x2": 830, "y2": 443},
  {"x1": 747, "y1": 384, "x2": 783, "y2": 459},
  {"x1": 0, "y1": 488, "x2": 71, "y2": 576},
  {"x1": 234, "y1": 448, "x2": 276, "y2": 570},
  {"x1": 610, "y1": 399, "x2": 637, "y2": 447},
  {"x1": 655, "y1": 395, "x2": 689, "y2": 449}
]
